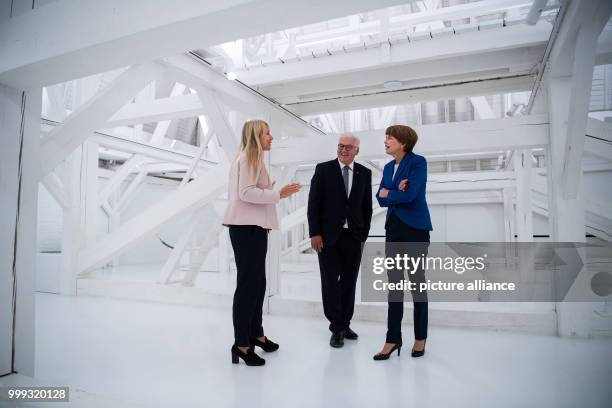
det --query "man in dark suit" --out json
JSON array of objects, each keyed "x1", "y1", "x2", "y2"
[{"x1": 307, "y1": 134, "x2": 373, "y2": 348}]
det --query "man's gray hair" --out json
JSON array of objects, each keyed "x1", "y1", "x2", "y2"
[{"x1": 339, "y1": 133, "x2": 360, "y2": 146}]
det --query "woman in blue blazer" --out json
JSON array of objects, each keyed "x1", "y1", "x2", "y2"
[{"x1": 373, "y1": 125, "x2": 432, "y2": 360}]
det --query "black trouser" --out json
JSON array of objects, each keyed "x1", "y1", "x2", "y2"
[
  {"x1": 317, "y1": 229, "x2": 363, "y2": 334},
  {"x1": 228, "y1": 225, "x2": 268, "y2": 347},
  {"x1": 385, "y1": 211, "x2": 430, "y2": 344}
]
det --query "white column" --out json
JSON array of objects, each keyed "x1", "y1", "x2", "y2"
[
  {"x1": 0, "y1": 84, "x2": 41, "y2": 377},
  {"x1": 502, "y1": 187, "x2": 515, "y2": 242},
  {"x1": 547, "y1": 77, "x2": 589, "y2": 338},
  {"x1": 60, "y1": 148, "x2": 84, "y2": 296},
  {"x1": 82, "y1": 141, "x2": 99, "y2": 247},
  {"x1": 514, "y1": 149, "x2": 533, "y2": 241}
]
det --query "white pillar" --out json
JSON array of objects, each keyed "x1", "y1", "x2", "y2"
[
  {"x1": 547, "y1": 77, "x2": 590, "y2": 338},
  {"x1": 60, "y1": 146, "x2": 87, "y2": 295},
  {"x1": 514, "y1": 149, "x2": 533, "y2": 241},
  {"x1": 0, "y1": 84, "x2": 41, "y2": 376},
  {"x1": 502, "y1": 187, "x2": 515, "y2": 242}
]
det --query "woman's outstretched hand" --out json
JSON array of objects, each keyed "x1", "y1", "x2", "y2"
[{"x1": 280, "y1": 183, "x2": 302, "y2": 198}]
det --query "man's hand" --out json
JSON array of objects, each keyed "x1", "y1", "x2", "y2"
[
  {"x1": 379, "y1": 188, "x2": 389, "y2": 198},
  {"x1": 398, "y1": 179, "x2": 408, "y2": 191},
  {"x1": 311, "y1": 235, "x2": 323, "y2": 253}
]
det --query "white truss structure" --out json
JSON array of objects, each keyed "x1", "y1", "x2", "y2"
[{"x1": 2, "y1": 1, "x2": 612, "y2": 375}]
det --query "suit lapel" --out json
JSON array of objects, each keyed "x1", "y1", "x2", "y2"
[
  {"x1": 392, "y1": 153, "x2": 411, "y2": 185},
  {"x1": 348, "y1": 165, "x2": 360, "y2": 201}
]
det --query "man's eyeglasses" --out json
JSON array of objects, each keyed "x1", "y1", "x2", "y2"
[{"x1": 338, "y1": 144, "x2": 357, "y2": 151}]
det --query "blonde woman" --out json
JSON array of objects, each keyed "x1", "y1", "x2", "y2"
[{"x1": 223, "y1": 120, "x2": 301, "y2": 366}]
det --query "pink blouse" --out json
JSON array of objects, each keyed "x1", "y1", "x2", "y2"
[{"x1": 222, "y1": 153, "x2": 280, "y2": 230}]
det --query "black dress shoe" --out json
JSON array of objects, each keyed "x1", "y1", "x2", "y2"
[
  {"x1": 330, "y1": 331, "x2": 345, "y2": 348},
  {"x1": 344, "y1": 327, "x2": 358, "y2": 340},
  {"x1": 373, "y1": 343, "x2": 402, "y2": 360},
  {"x1": 411, "y1": 339, "x2": 426, "y2": 358},
  {"x1": 251, "y1": 336, "x2": 279, "y2": 352},
  {"x1": 231, "y1": 345, "x2": 265, "y2": 366}
]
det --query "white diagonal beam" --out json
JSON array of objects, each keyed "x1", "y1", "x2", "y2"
[
  {"x1": 99, "y1": 155, "x2": 149, "y2": 205},
  {"x1": 162, "y1": 55, "x2": 324, "y2": 139},
  {"x1": 196, "y1": 88, "x2": 239, "y2": 160},
  {"x1": 90, "y1": 132, "x2": 217, "y2": 168},
  {"x1": 78, "y1": 165, "x2": 228, "y2": 274},
  {"x1": 470, "y1": 96, "x2": 495, "y2": 120},
  {"x1": 116, "y1": 172, "x2": 147, "y2": 212},
  {"x1": 39, "y1": 63, "x2": 165, "y2": 178},
  {"x1": 41, "y1": 171, "x2": 70, "y2": 209},
  {"x1": 158, "y1": 207, "x2": 205, "y2": 284},
  {"x1": 0, "y1": 0, "x2": 410, "y2": 89}
]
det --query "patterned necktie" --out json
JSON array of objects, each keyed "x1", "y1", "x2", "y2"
[{"x1": 343, "y1": 165, "x2": 350, "y2": 196}]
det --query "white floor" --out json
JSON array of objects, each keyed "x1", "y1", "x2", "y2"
[{"x1": 4, "y1": 292, "x2": 612, "y2": 408}]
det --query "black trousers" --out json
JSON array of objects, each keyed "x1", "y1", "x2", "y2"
[
  {"x1": 228, "y1": 225, "x2": 268, "y2": 347},
  {"x1": 385, "y1": 211, "x2": 430, "y2": 344},
  {"x1": 317, "y1": 229, "x2": 363, "y2": 334}
]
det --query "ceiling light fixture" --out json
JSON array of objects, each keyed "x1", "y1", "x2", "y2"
[
  {"x1": 383, "y1": 80, "x2": 402, "y2": 90},
  {"x1": 226, "y1": 71, "x2": 237, "y2": 81}
]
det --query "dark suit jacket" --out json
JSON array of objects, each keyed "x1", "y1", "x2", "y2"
[
  {"x1": 307, "y1": 159, "x2": 373, "y2": 246},
  {"x1": 376, "y1": 151, "x2": 432, "y2": 231}
]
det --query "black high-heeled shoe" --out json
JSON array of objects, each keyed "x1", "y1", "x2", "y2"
[
  {"x1": 251, "y1": 336, "x2": 279, "y2": 352},
  {"x1": 411, "y1": 339, "x2": 426, "y2": 358},
  {"x1": 231, "y1": 345, "x2": 265, "y2": 366},
  {"x1": 373, "y1": 343, "x2": 402, "y2": 360}
]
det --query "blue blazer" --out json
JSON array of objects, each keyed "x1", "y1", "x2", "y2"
[{"x1": 376, "y1": 152, "x2": 432, "y2": 231}]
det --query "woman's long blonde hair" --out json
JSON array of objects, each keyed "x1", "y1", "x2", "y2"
[{"x1": 240, "y1": 119, "x2": 269, "y2": 175}]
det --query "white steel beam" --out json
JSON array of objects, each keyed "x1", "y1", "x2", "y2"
[
  {"x1": 262, "y1": 47, "x2": 544, "y2": 103},
  {"x1": 196, "y1": 88, "x2": 239, "y2": 160},
  {"x1": 0, "y1": 0, "x2": 410, "y2": 89},
  {"x1": 77, "y1": 165, "x2": 228, "y2": 274},
  {"x1": 41, "y1": 172, "x2": 70, "y2": 209},
  {"x1": 290, "y1": 0, "x2": 530, "y2": 48},
  {"x1": 106, "y1": 91, "x2": 252, "y2": 128},
  {"x1": 288, "y1": 75, "x2": 534, "y2": 116},
  {"x1": 116, "y1": 172, "x2": 147, "y2": 212},
  {"x1": 514, "y1": 149, "x2": 533, "y2": 241},
  {"x1": 98, "y1": 155, "x2": 148, "y2": 207},
  {"x1": 271, "y1": 115, "x2": 549, "y2": 164},
  {"x1": 162, "y1": 55, "x2": 324, "y2": 139},
  {"x1": 89, "y1": 132, "x2": 217, "y2": 168},
  {"x1": 158, "y1": 207, "x2": 206, "y2": 285},
  {"x1": 39, "y1": 63, "x2": 166, "y2": 177},
  {"x1": 553, "y1": 1, "x2": 612, "y2": 199},
  {"x1": 238, "y1": 22, "x2": 551, "y2": 86}
]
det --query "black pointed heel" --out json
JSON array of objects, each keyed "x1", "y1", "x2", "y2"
[
  {"x1": 251, "y1": 336, "x2": 279, "y2": 352},
  {"x1": 373, "y1": 343, "x2": 402, "y2": 360},
  {"x1": 411, "y1": 339, "x2": 426, "y2": 358},
  {"x1": 231, "y1": 345, "x2": 265, "y2": 366}
]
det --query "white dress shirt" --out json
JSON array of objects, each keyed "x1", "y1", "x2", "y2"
[{"x1": 338, "y1": 159, "x2": 354, "y2": 228}]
